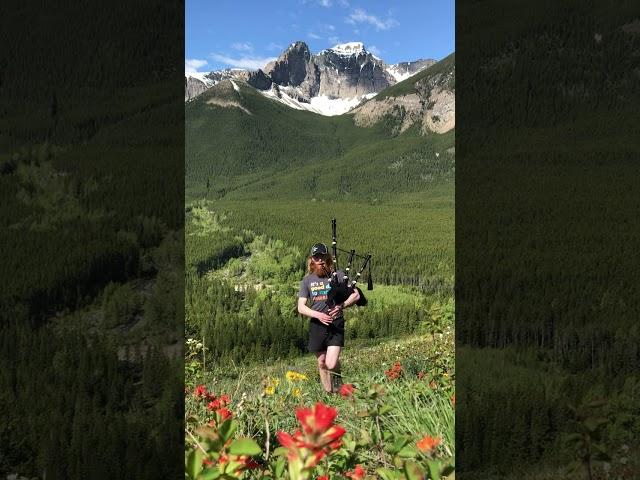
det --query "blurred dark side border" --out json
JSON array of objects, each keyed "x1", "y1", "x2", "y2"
[
  {"x1": 456, "y1": 0, "x2": 640, "y2": 478},
  {"x1": 0, "y1": 0, "x2": 184, "y2": 478}
]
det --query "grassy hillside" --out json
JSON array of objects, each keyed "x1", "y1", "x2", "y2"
[{"x1": 186, "y1": 62, "x2": 455, "y2": 204}]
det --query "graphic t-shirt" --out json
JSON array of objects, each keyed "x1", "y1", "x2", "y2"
[{"x1": 298, "y1": 271, "x2": 346, "y2": 318}]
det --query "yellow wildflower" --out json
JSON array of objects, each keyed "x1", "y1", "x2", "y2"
[
  {"x1": 292, "y1": 387, "x2": 302, "y2": 397},
  {"x1": 264, "y1": 377, "x2": 279, "y2": 387},
  {"x1": 285, "y1": 371, "x2": 308, "y2": 382},
  {"x1": 264, "y1": 385, "x2": 275, "y2": 395}
]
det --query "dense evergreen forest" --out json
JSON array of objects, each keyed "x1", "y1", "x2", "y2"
[
  {"x1": 456, "y1": 0, "x2": 640, "y2": 476},
  {"x1": 185, "y1": 201, "x2": 454, "y2": 365},
  {"x1": 1, "y1": 0, "x2": 184, "y2": 478}
]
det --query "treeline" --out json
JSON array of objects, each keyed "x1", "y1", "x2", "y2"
[
  {"x1": 186, "y1": 86, "x2": 365, "y2": 183},
  {"x1": 186, "y1": 79, "x2": 455, "y2": 201},
  {"x1": 207, "y1": 199, "x2": 454, "y2": 295},
  {"x1": 185, "y1": 208, "x2": 448, "y2": 364},
  {"x1": 2, "y1": 1, "x2": 184, "y2": 476},
  {"x1": 0, "y1": 319, "x2": 182, "y2": 479},
  {"x1": 456, "y1": 0, "x2": 640, "y2": 474},
  {"x1": 187, "y1": 273, "x2": 434, "y2": 364},
  {"x1": 457, "y1": 151, "x2": 640, "y2": 375},
  {"x1": 217, "y1": 129, "x2": 455, "y2": 203},
  {"x1": 458, "y1": 0, "x2": 640, "y2": 136},
  {"x1": 0, "y1": 133, "x2": 182, "y2": 325}
]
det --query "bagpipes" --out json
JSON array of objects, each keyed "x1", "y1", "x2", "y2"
[{"x1": 327, "y1": 218, "x2": 372, "y2": 307}]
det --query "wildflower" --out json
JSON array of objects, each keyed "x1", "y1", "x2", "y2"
[
  {"x1": 235, "y1": 455, "x2": 260, "y2": 471},
  {"x1": 417, "y1": 371, "x2": 425, "y2": 379},
  {"x1": 384, "y1": 361, "x2": 403, "y2": 380},
  {"x1": 317, "y1": 476, "x2": 329, "y2": 480},
  {"x1": 207, "y1": 399, "x2": 221, "y2": 411},
  {"x1": 264, "y1": 385, "x2": 275, "y2": 395},
  {"x1": 339, "y1": 383, "x2": 355, "y2": 398},
  {"x1": 194, "y1": 384, "x2": 208, "y2": 398},
  {"x1": 286, "y1": 371, "x2": 308, "y2": 382},
  {"x1": 416, "y1": 435, "x2": 441, "y2": 454},
  {"x1": 277, "y1": 402, "x2": 346, "y2": 469},
  {"x1": 202, "y1": 458, "x2": 214, "y2": 467},
  {"x1": 345, "y1": 465, "x2": 365, "y2": 480},
  {"x1": 292, "y1": 387, "x2": 302, "y2": 397},
  {"x1": 217, "y1": 407, "x2": 233, "y2": 421}
]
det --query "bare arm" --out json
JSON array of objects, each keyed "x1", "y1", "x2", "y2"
[{"x1": 298, "y1": 297, "x2": 333, "y2": 325}]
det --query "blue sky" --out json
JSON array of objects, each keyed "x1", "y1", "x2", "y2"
[{"x1": 185, "y1": 0, "x2": 454, "y2": 73}]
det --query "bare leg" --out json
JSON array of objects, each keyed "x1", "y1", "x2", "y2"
[
  {"x1": 325, "y1": 346, "x2": 343, "y2": 392},
  {"x1": 316, "y1": 351, "x2": 332, "y2": 392}
]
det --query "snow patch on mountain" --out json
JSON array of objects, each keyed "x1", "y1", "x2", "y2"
[
  {"x1": 186, "y1": 72, "x2": 215, "y2": 86},
  {"x1": 259, "y1": 84, "x2": 376, "y2": 116},
  {"x1": 328, "y1": 42, "x2": 366, "y2": 56},
  {"x1": 385, "y1": 65, "x2": 413, "y2": 82},
  {"x1": 309, "y1": 93, "x2": 376, "y2": 116}
]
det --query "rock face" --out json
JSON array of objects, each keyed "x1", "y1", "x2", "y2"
[
  {"x1": 315, "y1": 45, "x2": 395, "y2": 98},
  {"x1": 263, "y1": 41, "x2": 394, "y2": 101},
  {"x1": 185, "y1": 75, "x2": 210, "y2": 101},
  {"x1": 204, "y1": 69, "x2": 249, "y2": 83},
  {"x1": 247, "y1": 69, "x2": 272, "y2": 90},
  {"x1": 184, "y1": 41, "x2": 441, "y2": 117},
  {"x1": 351, "y1": 54, "x2": 455, "y2": 135},
  {"x1": 185, "y1": 69, "x2": 250, "y2": 101},
  {"x1": 267, "y1": 41, "x2": 319, "y2": 96}
]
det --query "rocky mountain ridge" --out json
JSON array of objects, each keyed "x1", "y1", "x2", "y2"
[
  {"x1": 185, "y1": 41, "x2": 437, "y2": 115},
  {"x1": 351, "y1": 53, "x2": 455, "y2": 135}
]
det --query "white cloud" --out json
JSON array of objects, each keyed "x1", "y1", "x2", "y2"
[
  {"x1": 369, "y1": 45, "x2": 382, "y2": 56},
  {"x1": 346, "y1": 8, "x2": 398, "y2": 31},
  {"x1": 338, "y1": 0, "x2": 349, "y2": 6},
  {"x1": 326, "y1": 24, "x2": 335, "y2": 31},
  {"x1": 209, "y1": 53, "x2": 277, "y2": 70},
  {"x1": 308, "y1": 32, "x2": 322, "y2": 39},
  {"x1": 231, "y1": 42, "x2": 253, "y2": 52},
  {"x1": 185, "y1": 58, "x2": 208, "y2": 73},
  {"x1": 328, "y1": 36, "x2": 341, "y2": 45},
  {"x1": 318, "y1": 0, "x2": 332, "y2": 6},
  {"x1": 267, "y1": 42, "x2": 284, "y2": 51}
]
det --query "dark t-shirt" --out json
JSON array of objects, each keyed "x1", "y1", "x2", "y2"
[{"x1": 298, "y1": 270, "x2": 346, "y2": 318}]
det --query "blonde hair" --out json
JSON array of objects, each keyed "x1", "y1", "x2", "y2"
[{"x1": 306, "y1": 254, "x2": 334, "y2": 275}]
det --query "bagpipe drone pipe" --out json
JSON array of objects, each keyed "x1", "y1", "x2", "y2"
[{"x1": 326, "y1": 218, "x2": 373, "y2": 307}]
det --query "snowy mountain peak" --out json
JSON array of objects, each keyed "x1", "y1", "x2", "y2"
[{"x1": 329, "y1": 42, "x2": 366, "y2": 56}]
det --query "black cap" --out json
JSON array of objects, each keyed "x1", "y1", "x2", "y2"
[{"x1": 310, "y1": 243, "x2": 329, "y2": 256}]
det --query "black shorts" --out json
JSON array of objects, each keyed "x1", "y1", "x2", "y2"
[{"x1": 308, "y1": 317, "x2": 345, "y2": 352}]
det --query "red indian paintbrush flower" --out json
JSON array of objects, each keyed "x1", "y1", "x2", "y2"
[
  {"x1": 345, "y1": 464, "x2": 365, "y2": 480},
  {"x1": 384, "y1": 361, "x2": 403, "y2": 379},
  {"x1": 277, "y1": 402, "x2": 346, "y2": 469},
  {"x1": 217, "y1": 407, "x2": 233, "y2": 421},
  {"x1": 339, "y1": 383, "x2": 356, "y2": 398},
  {"x1": 416, "y1": 435, "x2": 441, "y2": 454},
  {"x1": 194, "y1": 384, "x2": 208, "y2": 398}
]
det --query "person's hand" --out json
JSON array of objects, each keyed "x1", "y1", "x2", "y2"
[
  {"x1": 328, "y1": 304, "x2": 343, "y2": 318},
  {"x1": 315, "y1": 311, "x2": 333, "y2": 325}
]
